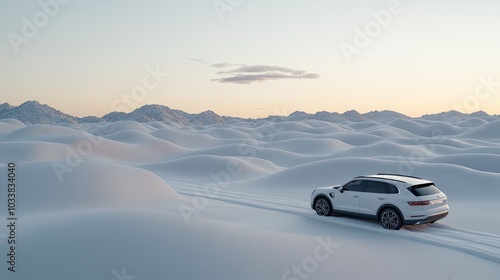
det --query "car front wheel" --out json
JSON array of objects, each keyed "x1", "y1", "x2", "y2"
[
  {"x1": 380, "y1": 208, "x2": 402, "y2": 230},
  {"x1": 314, "y1": 197, "x2": 332, "y2": 216}
]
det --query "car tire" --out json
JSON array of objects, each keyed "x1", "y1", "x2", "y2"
[
  {"x1": 314, "y1": 197, "x2": 332, "y2": 216},
  {"x1": 380, "y1": 208, "x2": 403, "y2": 230}
]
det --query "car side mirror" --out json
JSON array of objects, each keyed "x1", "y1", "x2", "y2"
[{"x1": 339, "y1": 188, "x2": 344, "y2": 193}]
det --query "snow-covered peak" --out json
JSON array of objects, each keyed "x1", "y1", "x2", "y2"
[
  {"x1": 0, "y1": 100, "x2": 498, "y2": 125},
  {"x1": 0, "y1": 100, "x2": 77, "y2": 124}
]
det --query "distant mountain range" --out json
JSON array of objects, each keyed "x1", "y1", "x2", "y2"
[{"x1": 0, "y1": 100, "x2": 498, "y2": 125}]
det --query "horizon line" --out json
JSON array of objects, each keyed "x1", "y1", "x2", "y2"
[{"x1": 1, "y1": 100, "x2": 499, "y2": 120}]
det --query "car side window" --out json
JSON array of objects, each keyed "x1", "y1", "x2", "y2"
[
  {"x1": 386, "y1": 183, "x2": 399, "y2": 194},
  {"x1": 343, "y1": 180, "x2": 365, "y2": 192},
  {"x1": 364, "y1": 181, "x2": 388, "y2": 194}
]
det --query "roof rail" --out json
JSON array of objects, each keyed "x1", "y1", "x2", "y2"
[
  {"x1": 377, "y1": 173, "x2": 422, "y2": 179},
  {"x1": 353, "y1": 175, "x2": 406, "y2": 184}
]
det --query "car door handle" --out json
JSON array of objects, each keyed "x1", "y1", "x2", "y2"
[
  {"x1": 353, "y1": 195, "x2": 359, "y2": 198},
  {"x1": 378, "y1": 197, "x2": 385, "y2": 200}
]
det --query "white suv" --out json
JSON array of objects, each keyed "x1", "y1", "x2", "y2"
[{"x1": 310, "y1": 174, "x2": 449, "y2": 230}]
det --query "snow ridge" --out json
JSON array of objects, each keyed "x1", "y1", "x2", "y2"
[{"x1": 1, "y1": 100, "x2": 498, "y2": 125}]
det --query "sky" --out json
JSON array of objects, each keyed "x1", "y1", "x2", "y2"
[{"x1": 1, "y1": 0, "x2": 500, "y2": 118}]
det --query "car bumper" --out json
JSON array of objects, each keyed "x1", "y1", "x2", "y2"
[{"x1": 404, "y1": 211, "x2": 449, "y2": 225}]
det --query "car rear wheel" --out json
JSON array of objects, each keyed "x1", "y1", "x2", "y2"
[
  {"x1": 314, "y1": 197, "x2": 332, "y2": 216},
  {"x1": 380, "y1": 208, "x2": 402, "y2": 230}
]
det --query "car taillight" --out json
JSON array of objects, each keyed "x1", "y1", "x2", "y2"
[{"x1": 408, "y1": 201, "x2": 430, "y2": 206}]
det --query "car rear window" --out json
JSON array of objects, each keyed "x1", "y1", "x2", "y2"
[
  {"x1": 387, "y1": 184, "x2": 399, "y2": 194},
  {"x1": 408, "y1": 183, "x2": 441, "y2": 196}
]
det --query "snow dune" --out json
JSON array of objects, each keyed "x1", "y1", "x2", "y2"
[
  {"x1": 171, "y1": 180, "x2": 500, "y2": 263},
  {"x1": 1, "y1": 118, "x2": 499, "y2": 279}
]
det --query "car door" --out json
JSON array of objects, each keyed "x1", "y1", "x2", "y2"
[
  {"x1": 333, "y1": 180, "x2": 365, "y2": 212},
  {"x1": 359, "y1": 180, "x2": 389, "y2": 216}
]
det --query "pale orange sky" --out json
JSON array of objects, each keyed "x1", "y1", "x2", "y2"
[{"x1": 1, "y1": 0, "x2": 500, "y2": 118}]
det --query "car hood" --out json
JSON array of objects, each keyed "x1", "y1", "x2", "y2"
[{"x1": 316, "y1": 185, "x2": 340, "y2": 191}]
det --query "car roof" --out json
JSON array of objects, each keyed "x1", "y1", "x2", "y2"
[{"x1": 354, "y1": 174, "x2": 433, "y2": 186}]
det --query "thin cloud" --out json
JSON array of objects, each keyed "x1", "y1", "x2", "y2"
[
  {"x1": 190, "y1": 58, "x2": 320, "y2": 84},
  {"x1": 189, "y1": 58, "x2": 210, "y2": 64},
  {"x1": 212, "y1": 72, "x2": 320, "y2": 84},
  {"x1": 216, "y1": 65, "x2": 307, "y2": 75},
  {"x1": 210, "y1": 62, "x2": 244, "y2": 68},
  {"x1": 190, "y1": 58, "x2": 236, "y2": 68}
]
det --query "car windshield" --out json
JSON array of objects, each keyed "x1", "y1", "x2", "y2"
[{"x1": 407, "y1": 183, "x2": 441, "y2": 196}]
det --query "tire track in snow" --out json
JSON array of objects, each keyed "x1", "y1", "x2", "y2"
[
  {"x1": 168, "y1": 180, "x2": 500, "y2": 264},
  {"x1": 169, "y1": 180, "x2": 312, "y2": 215}
]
